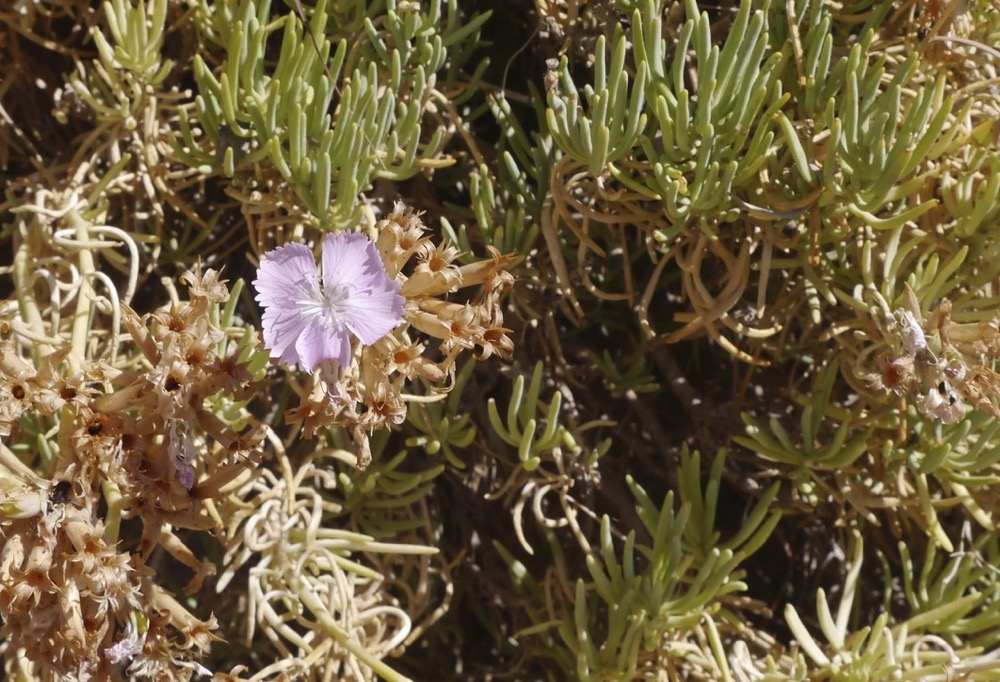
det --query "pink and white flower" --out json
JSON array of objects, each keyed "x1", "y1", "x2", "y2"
[{"x1": 253, "y1": 232, "x2": 405, "y2": 373}]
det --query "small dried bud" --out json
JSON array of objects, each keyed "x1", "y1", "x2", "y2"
[{"x1": 898, "y1": 310, "x2": 928, "y2": 357}]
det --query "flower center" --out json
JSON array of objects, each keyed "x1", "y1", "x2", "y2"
[
  {"x1": 320, "y1": 280, "x2": 350, "y2": 321},
  {"x1": 297, "y1": 278, "x2": 350, "y2": 328}
]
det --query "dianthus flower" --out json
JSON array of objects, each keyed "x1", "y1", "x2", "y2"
[{"x1": 253, "y1": 232, "x2": 405, "y2": 373}]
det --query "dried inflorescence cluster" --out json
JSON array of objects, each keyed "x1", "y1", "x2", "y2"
[
  {"x1": 0, "y1": 464, "x2": 215, "y2": 680},
  {"x1": 864, "y1": 285, "x2": 1000, "y2": 425},
  {"x1": 0, "y1": 269, "x2": 262, "y2": 680},
  {"x1": 282, "y1": 203, "x2": 515, "y2": 466}
]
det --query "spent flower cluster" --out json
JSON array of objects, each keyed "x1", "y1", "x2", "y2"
[
  {"x1": 865, "y1": 286, "x2": 1000, "y2": 424},
  {"x1": 0, "y1": 268, "x2": 262, "y2": 679}
]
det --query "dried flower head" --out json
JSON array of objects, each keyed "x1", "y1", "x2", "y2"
[
  {"x1": 253, "y1": 232, "x2": 405, "y2": 373},
  {"x1": 862, "y1": 288, "x2": 988, "y2": 424}
]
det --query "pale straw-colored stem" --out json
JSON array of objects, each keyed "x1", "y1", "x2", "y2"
[
  {"x1": 13, "y1": 240, "x2": 54, "y2": 359},
  {"x1": 66, "y1": 209, "x2": 98, "y2": 373},
  {"x1": 296, "y1": 584, "x2": 413, "y2": 682},
  {"x1": 102, "y1": 477, "x2": 125, "y2": 544}
]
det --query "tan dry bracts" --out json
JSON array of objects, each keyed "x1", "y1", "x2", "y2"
[{"x1": 0, "y1": 268, "x2": 261, "y2": 679}]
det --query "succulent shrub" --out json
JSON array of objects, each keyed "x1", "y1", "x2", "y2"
[{"x1": 3, "y1": 0, "x2": 1000, "y2": 679}]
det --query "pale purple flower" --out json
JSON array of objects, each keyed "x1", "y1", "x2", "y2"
[
  {"x1": 168, "y1": 420, "x2": 197, "y2": 489},
  {"x1": 104, "y1": 616, "x2": 144, "y2": 665},
  {"x1": 253, "y1": 232, "x2": 405, "y2": 372}
]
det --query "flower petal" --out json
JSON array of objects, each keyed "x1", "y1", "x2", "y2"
[
  {"x1": 261, "y1": 303, "x2": 308, "y2": 367},
  {"x1": 320, "y1": 232, "x2": 379, "y2": 288},
  {"x1": 254, "y1": 242, "x2": 324, "y2": 369},
  {"x1": 295, "y1": 317, "x2": 353, "y2": 372},
  {"x1": 253, "y1": 242, "x2": 317, "y2": 310},
  {"x1": 320, "y1": 231, "x2": 405, "y2": 344},
  {"x1": 340, "y1": 279, "x2": 405, "y2": 344}
]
